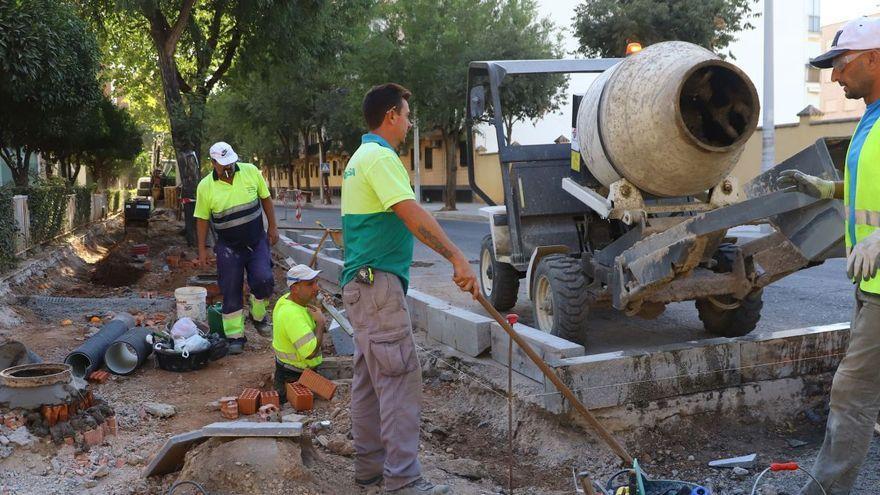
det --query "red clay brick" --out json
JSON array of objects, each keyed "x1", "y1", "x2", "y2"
[
  {"x1": 83, "y1": 427, "x2": 104, "y2": 447},
  {"x1": 237, "y1": 388, "x2": 260, "y2": 415},
  {"x1": 297, "y1": 368, "x2": 337, "y2": 400},
  {"x1": 260, "y1": 390, "x2": 281, "y2": 409},
  {"x1": 286, "y1": 382, "x2": 313, "y2": 412},
  {"x1": 106, "y1": 416, "x2": 117, "y2": 435},
  {"x1": 41, "y1": 405, "x2": 59, "y2": 427},
  {"x1": 220, "y1": 399, "x2": 239, "y2": 420},
  {"x1": 88, "y1": 370, "x2": 110, "y2": 384},
  {"x1": 58, "y1": 405, "x2": 69, "y2": 422}
]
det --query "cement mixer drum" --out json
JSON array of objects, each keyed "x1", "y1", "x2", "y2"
[{"x1": 577, "y1": 41, "x2": 760, "y2": 197}]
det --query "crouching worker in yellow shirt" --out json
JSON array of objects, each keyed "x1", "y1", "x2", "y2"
[{"x1": 272, "y1": 264, "x2": 326, "y2": 395}]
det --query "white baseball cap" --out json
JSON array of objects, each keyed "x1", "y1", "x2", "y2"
[
  {"x1": 286, "y1": 264, "x2": 321, "y2": 286},
  {"x1": 811, "y1": 17, "x2": 880, "y2": 68},
  {"x1": 209, "y1": 141, "x2": 239, "y2": 166}
]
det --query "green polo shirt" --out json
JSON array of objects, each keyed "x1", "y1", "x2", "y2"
[{"x1": 340, "y1": 134, "x2": 415, "y2": 291}]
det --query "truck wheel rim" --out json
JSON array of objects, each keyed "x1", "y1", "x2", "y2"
[
  {"x1": 535, "y1": 275, "x2": 553, "y2": 332},
  {"x1": 480, "y1": 248, "x2": 494, "y2": 296}
]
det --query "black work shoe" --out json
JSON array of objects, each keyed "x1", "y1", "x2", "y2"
[
  {"x1": 251, "y1": 317, "x2": 272, "y2": 338},
  {"x1": 385, "y1": 478, "x2": 450, "y2": 494},
  {"x1": 356, "y1": 474, "x2": 383, "y2": 489},
  {"x1": 226, "y1": 337, "x2": 247, "y2": 355}
]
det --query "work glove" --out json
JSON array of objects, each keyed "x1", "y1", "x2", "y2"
[
  {"x1": 775, "y1": 170, "x2": 835, "y2": 199},
  {"x1": 848, "y1": 230, "x2": 880, "y2": 283}
]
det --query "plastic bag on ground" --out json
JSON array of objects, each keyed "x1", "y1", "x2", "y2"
[
  {"x1": 173, "y1": 333, "x2": 210, "y2": 357},
  {"x1": 171, "y1": 317, "x2": 199, "y2": 339}
]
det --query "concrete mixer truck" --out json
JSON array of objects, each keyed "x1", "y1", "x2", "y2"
[{"x1": 466, "y1": 41, "x2": 847, "y2": 342}]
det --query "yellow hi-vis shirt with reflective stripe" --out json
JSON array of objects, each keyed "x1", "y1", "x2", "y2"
[
  {"x1": 194, "y1": 162, "x2": 270, "y2": 247},
  {"x1": 845, "y1": 99, "x2": 880, "y2": 294},
  {"x1": 272, "y1": 294, "x2": 322, "y2": 369}
]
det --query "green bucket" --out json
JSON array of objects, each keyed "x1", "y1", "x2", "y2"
[{"x1": 207, "y1": 303, "x2": 224, "y2": 336}]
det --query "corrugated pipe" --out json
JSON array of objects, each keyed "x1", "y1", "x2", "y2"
[
  {"x1": 65, "y1": 313, "x2": 135, "y2": 378},
  {"x1": 104, "y1": 327, "x2": 152, "y2": 375}
]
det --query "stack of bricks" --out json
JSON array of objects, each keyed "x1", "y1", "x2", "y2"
[{"x1": 39, "y1": 390, "x2": 96, "y2": 427}]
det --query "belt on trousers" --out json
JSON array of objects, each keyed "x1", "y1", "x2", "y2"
[{"x1": 275, "y1": 358, "x2": 305, "y2": 373}]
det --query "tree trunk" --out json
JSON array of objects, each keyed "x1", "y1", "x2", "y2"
[
  {"x1": 279, "y1": 131, "x2": 294, "y2": 188},
  {"x1": 443, "y1": 129, "x2": 458, "y2": 210},
  {"x1": 317, "y1": 128, "x2": 331, "y2": 205},
  {"x1": 145, "y1": 4, "x2": 201, "y2": 245},
  {"x1": 504, "y1": 117, "x2": 514, "y2": 146},
  {"x1": 266, "y1": 164, "x2": 274, "y2": 192},
  {"x1": 2, "y1": 148, "x2": 30, "y2": 187},
  {"x1": 68, "y1": 154, "x2": 82, "y2": 186},
  {"x1": 300, "y1": 130, "x2": 311, "y2": 198}
]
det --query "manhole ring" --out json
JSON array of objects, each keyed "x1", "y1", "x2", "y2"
[{"x1": 0, "y1": 363, "x2": 72, "y2": 388}]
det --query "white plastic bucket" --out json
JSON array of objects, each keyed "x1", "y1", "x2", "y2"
[{"x1": 175, "y1": 286, "x2": 208, "y2": 322}]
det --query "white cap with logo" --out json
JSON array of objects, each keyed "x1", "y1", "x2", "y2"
[
  {"x1": 209, "y1": 141, "x2": 239, "y2": 166},
  {"x1": 286, "y1": 264, "x2": 321, "y2": 286},
  {"x1": 811, "y1": 17, "x2": 880, "y2": 68}
]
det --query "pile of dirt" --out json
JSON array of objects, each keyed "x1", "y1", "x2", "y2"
[{"x1": 177, "y1": 437, "x2": 319, "y2": 494}]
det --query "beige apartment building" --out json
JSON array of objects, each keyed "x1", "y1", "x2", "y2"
[{"x1": 264, "y1": 130, "x2": 506, "y2": 204}]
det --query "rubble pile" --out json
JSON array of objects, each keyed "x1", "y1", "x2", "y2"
[{"x1": 0, "y1": 389, "x2": 117, "y2": 457}]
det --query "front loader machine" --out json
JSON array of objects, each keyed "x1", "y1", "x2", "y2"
[{"x1": 467, "y1": 41, "x2": 845, "y2": 342}]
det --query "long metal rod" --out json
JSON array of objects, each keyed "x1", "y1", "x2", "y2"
[{"x1": 476, "y1": 294, "x2": 634, "y2": 466}]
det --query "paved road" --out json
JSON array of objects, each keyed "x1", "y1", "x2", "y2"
[{"x1": 278, "y1": 205, "x2": 854, "y2": 352}]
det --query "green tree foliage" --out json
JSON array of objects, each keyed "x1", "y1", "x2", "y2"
[
  {"x1": 79, "y1": 0, "x2": 322, "y2": 242},
  {"x1": 205, "y1": 1, "x2": 372, "y2": 193},
  {"x1": 40, "y1": 95, "x2": 142, "y2": 186},
  {"x1": 86, "y1": 98, "x2": 144, "y2": 185},
  {"x1": 369, "y1": 0, "x2": 567, "y2": 209},
  {"x1": 573, "y1": 0, "x2": 757, "y2": 58},
  {"x1": 0, "y1": 0, "x2": 102, "y2": 186}
]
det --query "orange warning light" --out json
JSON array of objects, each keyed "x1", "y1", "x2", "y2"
[{"x1": 625, "y1": 42, "x2": 643, "y2": 56}]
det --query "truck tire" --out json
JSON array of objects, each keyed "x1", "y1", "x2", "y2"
[
  {"x1": 532, "y1": 254, "x2": 589, "y2": 342},
  {"x1": 695, "y1": 289, "x2": 763, "y2": 337},
  {"x1": 479, "y1": 235, "x2": 520, "y2": 311}
]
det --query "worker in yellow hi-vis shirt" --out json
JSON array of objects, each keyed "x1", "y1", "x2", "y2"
[
  {"x1": 194, "y1": 141, "x2": 279, "y2": 355},
  {"x1": 272, "y1": 264, "x2": 326, "y2": 395}
]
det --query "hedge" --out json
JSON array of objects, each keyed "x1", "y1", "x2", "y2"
[{"x1": 0, "y1": 187, "x2": 17, "y2": 271}]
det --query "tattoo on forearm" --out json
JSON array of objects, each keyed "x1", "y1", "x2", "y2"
[{"x1": 417, "y1": 225, "x2": 454, "y2": 260}]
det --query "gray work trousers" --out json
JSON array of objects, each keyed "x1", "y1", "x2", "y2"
[
  {"x1": 343, "y1": 271, "x2": 422, "y2": 491},
  {"x1": 801, "y1": 288, "x2": 880, "y2": 495}
]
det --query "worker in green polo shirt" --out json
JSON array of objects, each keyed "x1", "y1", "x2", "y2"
[
  {"x1": 341, "y1": 83, "x2": 478, "y2": 495},
  {"x1": 194, "y1": 141, "x2": 279, "y2": 355},
  {"x1": 272, "y1": 264, "x2": 326, "y2": 395}
]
